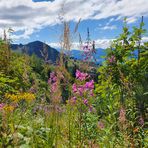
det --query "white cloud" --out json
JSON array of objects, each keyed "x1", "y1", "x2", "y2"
[
  {"x1": 0, "y1": 0, "x2": 148, "y2": 40},
  {"x1": 93, "y1": 0, "x2": 148, "y2": 20},
  {"x1": 126, "y1": 17, "x2": 137, "y2": 24},
  {"x1": 48, "y1": 38, "x2": 114, "y2": 50},
  {"x1": 95, "y1": 38, "x2": 114, "y2": 48},
  {"x1": 99, "y1": 25, "x2": 117, "y2": 30},
  {"x1": 48, "y1": 42, "x2": 81, "y2": 50},
  {"x1": 48, "y1": 42, "x2": 61, "y2": 48},
  {"x1": 142, "y1": 36, "x2": 148, "y2": 42},
  {"x1": 49, "y1": 35, "x2": 148, "y2": 50}
]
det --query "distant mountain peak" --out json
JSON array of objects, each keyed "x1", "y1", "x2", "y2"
[
  {"x1": 11, "y1": 40, "x2": 60, "y2": 63},
  {"x1": 27, "y1": 40, "x2": 45, "y2": 45}
]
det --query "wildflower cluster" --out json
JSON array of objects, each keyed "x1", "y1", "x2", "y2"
[
  {"x1": 0, "y1": 103, "x2": 15, "y2": 113},
  {"x1": 5, "y1": 92, "x2": 35, "y2": 103},
  {"x1": 70, "y1": 70, "x2": 94, "y2": 110},
  {"x1": 3, "y1": 104, "x2": 15, "y2": 112},
  {"x1": 72, "y1": 70, "x2": 94, "y2": 96},
  {"x1": 48, "y1": 72, "x2": 58, "y2": 93},
  {"x1": 72, "y1": 80, "x2": 94, "y2": 97},
  {"x1": 75, "y1": 69, "x2": 90, "y2": 81},
  {"x1": 48, "y1": 70, "x2": 65, "y2": 104}
]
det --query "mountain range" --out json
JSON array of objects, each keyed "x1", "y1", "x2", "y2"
[
  {"x1": 11, "y1": 41, "x2": 106, "y2": 64},
  {"x1": 69, "y1": 49, "x2": 106, "y2": 63}
]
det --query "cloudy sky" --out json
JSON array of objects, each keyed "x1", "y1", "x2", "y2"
[{"x1": 0, "y1": 0, "x2": 148, "y2": 49}]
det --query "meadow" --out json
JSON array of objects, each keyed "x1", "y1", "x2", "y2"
[{"x1": 0, "y1": 19, "x2": 148, "y2": 147}]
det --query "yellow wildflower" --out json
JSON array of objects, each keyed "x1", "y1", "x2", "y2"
[
  {"x1": 5, "y1": 92, "x2": 35, "y2": 103},
  {"x1": 3, "y1": 105, "x2": 14, "y2": 112}
]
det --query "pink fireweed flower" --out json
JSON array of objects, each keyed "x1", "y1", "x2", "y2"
[
  {"x1": 82, "y1": 40, "x2": 96, "y2": 62},
  {"x1": 48, "y1": 72, "x2": 56, "y2": 82},
  {"x1": 51, "y1": 83, "x2": 57, "y2": 93},
  {"x1": 85, "y1": 80, "x2": 94, "y2": 90},
  {"x1": 48, "y1": 72, "x2": 58, "y2": 93},
  {"x1": 50, "y1": 72, "x2": 55, "y2": 79},
  {"x1": 52, "y1": 76, "x2": 57, "y2": 82},
  {"x1": 76, "y1": 70, "x2": 89, "y2": 81},
  {"x1": 90, "y1": 89, "x2": 94, "y2": 96},
  {"x1": 72, "y1": 83, "x2": 77, "y2": 93},
  {"x1": 77, "y1": 85, "x2": 85, "y2": 95},
  {"x1": 48, "y1": 72, "x2": 57, "y2": 83},
  {"x1": 83, "y1": 99, "x2": 88, "y2": 105},
  {"x1": 48, "y1": 78, "x2": 51, "y2": 84}
]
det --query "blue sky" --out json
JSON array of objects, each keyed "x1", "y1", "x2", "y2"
[{"x1": 0, "y1": 0, "x2": 148, "y2": 49}]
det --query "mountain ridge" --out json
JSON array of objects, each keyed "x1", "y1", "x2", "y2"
[
  {"x1": 11, "y1": 41, "x2": 60, "y2": 63},
  {"x1": 11, "y1": 41, "x2": 106, "y2": 64}
]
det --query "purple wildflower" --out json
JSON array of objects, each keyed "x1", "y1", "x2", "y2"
[
  {"x1": 51, "y1": 83, "x2": 57, "y2": 93},
  {"x1": 48, "y1": 72, "x2": 57, "y2": 83},
  {"x1": 50, "y1": 72, "x2": 55, "y2": 79},
  {"x1": 52, "y1": 76, "x2": 57, "y2": 82},
  {"x1": 48, "y1": 72, "x2": 58, "y2": 93},
  {"x1": 90, "y1": 90, "x2": 94, "y2": 96},
  {"x1": 85, "y1": 80, "x2": 94, "y2": 90},
  {"x1": 82, "y1": 40, "x2": 96, "y2": 62},
  {"x1": 72, "y1": 83, "x2": 77, "y2": 93},
  {"x1": 77, "y1": 85, "x2": 85, "y2": 95},
  {"x1": 76, "y1": 70, "x2": 89, "y2": 81},
  {"x1": 83, "y1": 99, "x2": 88, "y2": 105}
]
